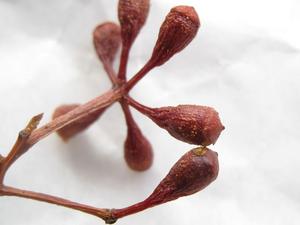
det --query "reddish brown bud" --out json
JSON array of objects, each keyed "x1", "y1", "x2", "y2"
[
  {"x1": 93, "y1": 22, "x2": 121, "y2": 63},
  {"x1": 128, "y1": 98, "x2": 224, "y2": 146},
  {"x1": 147, "y1": 147, "x2": 218, "y2": 204},
  {"x1": 112, "y1": 147, "x2": 219, "y2": 218},
  {"x1": 148, "y1": 105, "x2": 224, "y2": 146},
  {"x1": 118, "y1": 0, "x2": 150, "y2": 47},
  {"x1": 52, "y1": 104, "x2": 105, "y2": 141},
  {"x1": 124, "y1": 119, "x2": 153, "y2": 171},
  {"x1": 149, "y1": 5, "x2": 200, "y2": 66}
]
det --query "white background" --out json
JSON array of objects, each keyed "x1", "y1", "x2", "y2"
[{"x1": 0, "y1": 0, "x2": 300, "y2": 224}]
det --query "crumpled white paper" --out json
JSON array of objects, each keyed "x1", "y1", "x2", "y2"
[{"x1": 0, "y1": 0, "x2": 300, "y2": 225}]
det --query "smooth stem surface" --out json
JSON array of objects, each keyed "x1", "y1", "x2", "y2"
[
  {"x1": 121, "y1": 99, "x2": 135, "y2": 128},
  {"x1": 0, "y1": 87, "x2": 126, "y2": 223},
  {"x1": 0, "y1": 186, "x2": 112, "y2": 220},
  {"x1": 125, "y1": 61, "x2": 155, "y2": 91},
  {"x1": 103, "y1": 59, "x2": 120, "y2": 85},
  {"x1": 0, "y1": 114, "x2": 43, "y2": 184},
  {"x1": 125, "y1": 96, "x2": 154, "y2": 116},
  {"x1": 27, "y1": 88, "x2": 123, "y2": 149},
  {"x1": 118, "y1": 46, "x2": 130, "y2": 81},
  {"x1": 112, "y1": 197, "x2": 154, "y2": 219},
  {"x1": 103, "y1": 55, "x2": 135, "y2": 134}
]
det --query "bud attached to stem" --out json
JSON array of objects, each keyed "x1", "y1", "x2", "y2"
[
  {"x1": 125, "y1": 5, "x2": 200, "y2": 91},
  {"x1": 149, "y1": 5, "x2": 200, "y2": 66},
  {"x1": 118, "y1": 0, "x2": 150, "y2": 47},
  {"x1": 127, "y1": 98, "x2": 224, "y2": 146},
  {"x1": 52, "y1": 104, "x2": 105, "y2": 141},
  {"x1": 124, "y1": 117, "x2": 153, "y2": 171},
  {"x1": 112, "y1": 147, "x2": 219, "y2": 219},
  {"x1": 121, "y1": 102, "x2": 153, "y2": 171}
]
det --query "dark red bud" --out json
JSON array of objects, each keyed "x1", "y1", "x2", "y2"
[
  {"x1": 118, "y1": 0, "x2": 150, "y2": 47},
  {"x1": 52, "y1": 104, "x2": 105, "y2": 141},
  {"x1": 149, "y1": 105, "x2": 224, "y2": 146},
  {"x1": 149, "y1": 5, "x2": 200, "y2": 66},
  {"x1": 129, "y1": 99, "x2": 224, "y2": 146},
  {"x1": 112, "y1": 147, "x2": 219, "y2": 219},
  {"x1": 147, "y1": 147, "x2": 218, "y2": 205},
  {"x1": 93, "y1": 22, "x2": 121, "y2": 63},
  {"x1": 124, "y1": 120, "x2": 153, "y2": 171}
]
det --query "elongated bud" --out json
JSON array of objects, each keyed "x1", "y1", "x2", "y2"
[
  {"x1": 128, "y1": 99, "x2": 224, "y2": 146},
  {"x1": 52, "y1": 104, "x2": 105, "y2": 141},
  {"x1": 124, "y1": 119, "x2": 153, "y2": 171},
  {"x1": 111, "y1": 147, "x2": 219, "y2": 219},
  {"x1": 93, "y1": 22, "x2": 121, "y2": 63},
  {"x1": 118, "y1": 0, "x2": 150, "y2": 47},
  {"x1": 149, "y1": 5, "x2": 200, "y2": 66}
]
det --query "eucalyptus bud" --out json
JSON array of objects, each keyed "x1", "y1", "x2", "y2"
[
  {"x1": 149, "y1": 5, "x2": 200, "y2": 66},
  {"x1": 124, "y1": 5, "x2": 201, "y2": 91},
  {"x1": 111, "y1": 147, "x2": 219, "y2": 219},
  {"x1": 128, "y1": 99, "x2": 224, "y2": 146},
  {"x1": 93, "y1": 22, "x2": 121, "y2": 63},
  {"x1": 124, "y1": 118, "x2": 153, "y2": 171},
  {"x1": 118, "y1": 0, "x2": 150, "y2": 47}
]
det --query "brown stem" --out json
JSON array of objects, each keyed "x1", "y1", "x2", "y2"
[
  {"x1": 0, "y1": 114, "x2": 43, "y2": 184},
  {"x1": 0, "y1": 185, "x2": 115, "y2": 223},
  {"x1": 125, "y1": 96, "x2": 154, "y2": 116},
  {"x1": 27, "y1": 88, "x2": 123, "y2": 149},
  {"x1": 101, "y1": 59, "x2": 140, "y2": 137},
  {"x1": 125, "y1": 61, "x2": 155, "y2": 91},
  {"x1": 121, "y1": 99, "x2": 135, "y2": 128},
  {"x1": 0, "y1": 87, "x2": 123, "y2": 187},
  {"x1": 118, "y1": 46, "x2": 130, "y2": 81},
  {"x1": 103, "y1": 59, "x2": 120, "y2": 86},
  {"x1": 112, "y1": 198, "x2": 153, "y2": 219},
  {"x1": 0, "y1": 87, "x2": 125, "y2": 223}
]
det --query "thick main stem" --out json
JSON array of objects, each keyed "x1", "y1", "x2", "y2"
[
  {"x1": 0, "y1": 87, "x2": 123, "y2": 186},
  {"x1": 27, "y1": 88, "x2": 123, "y2": 149},
  {"x1": 0, "y1": 185, "x2": 114, "y2": 223}
]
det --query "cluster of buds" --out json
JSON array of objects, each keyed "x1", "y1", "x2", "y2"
[
  {"x1": 52, "y1": 1, "x2": 224, "y2": 222},
  {"x1": 0, "y1": 1, "x2": 224, "y2": 224},
  {"x1": 53, "y1": 1, "x2": 224, "y2": 171}
]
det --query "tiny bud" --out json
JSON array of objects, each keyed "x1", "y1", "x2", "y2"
[
  {"x1": 118, "y1": 0, "x2": 150, "y2": 47},
  {"x1": 52, "y1": 104, "x2": 105, "y2": 141},
  {"x1": 93, "y1": 22, "x2": 121, "y2": 63},
  {"x1": 124, "y1": 120, "x2": 153, "y2": 171},
  {"x1": 149, "y1": 5, "x2": 200, "y2": 66},
  {"x1": 128, "y1": 99, "x2": 224, "y2": 146},
  {"x1": 112, "y1": 147, "x2": 219, "y2": 218}
]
